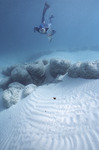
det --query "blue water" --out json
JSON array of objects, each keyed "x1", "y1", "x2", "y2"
[{"x1": 0, "y1": 0, "x2": 99, "y2": 66}]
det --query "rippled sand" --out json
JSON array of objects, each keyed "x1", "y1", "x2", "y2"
[{"x1": 0, "y1": 76, "x2": 99, "y2": 150}]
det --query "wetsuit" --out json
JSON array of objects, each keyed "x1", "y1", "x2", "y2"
[{"x1": 34, "y1": 2, "x2": 56, "y2": 41}]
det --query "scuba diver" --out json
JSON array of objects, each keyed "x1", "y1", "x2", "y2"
[{"x1": 34, "y1": 2, "x2": 56, "y2": 42}]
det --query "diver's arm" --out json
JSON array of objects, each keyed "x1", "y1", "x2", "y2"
[
  {"x1": 47, "y1": 34, "x2": 52, "y2": 42},
  {"x1": 34, "y1": 27, "x2": 39, "y2": 32}
]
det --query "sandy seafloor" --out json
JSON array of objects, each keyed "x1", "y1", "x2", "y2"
[{"x1": 0, "y1": 50, "x2": 99, "y2": 150}]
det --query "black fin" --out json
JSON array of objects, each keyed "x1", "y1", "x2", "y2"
[{"x1": 45, "y1": 2, "x2": 50, "y2": 9}]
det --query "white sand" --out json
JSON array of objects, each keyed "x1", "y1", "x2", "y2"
[{"x1": 0, "y1": 51, "x2": 99, "y2": 150}]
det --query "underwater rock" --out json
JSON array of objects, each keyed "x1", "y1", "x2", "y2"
[
  {"x1": 11, "y1": 66, "x2": 33, "y2": 85},
  {"x1": 3, "y1": 86, "x2": 22, "y2": 108},
  {"x1": 68, "y1": 61, "x2": 99, "y2": 79},
  {"x1": 0, "y1": 77, "x2": 12, "y2": 90},
  {"x1": 68, "y1": 62, "x2": 81, "y2": 78},
  {"x1": 8, "y1": 82, "x2": 24, "y2": 89},
  {"x1": 26, "y1": 62, "x2": 46, "y2": 85},
  {"x1": 49, "y1": 59, "x2": 71, "y2": 78},
  {"x1": 79, "y1": 61, "x2": 99, "y2": 79},
  {"x1": 42, "y1": 59, "x2": 48, "y2": 65},
  {"x1": 22, "y1": 84, "x2": 37, "y2": 98},
  {"x1": 2, "y1": 65, "x2": 16, "y2": 76}
]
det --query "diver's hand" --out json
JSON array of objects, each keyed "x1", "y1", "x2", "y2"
[
  {"x1": 34, "y1": 27, "x2": 36, "y2": 32},
  {"x1": 48, "y1": 35, "x2": 52, "y2": 42}
]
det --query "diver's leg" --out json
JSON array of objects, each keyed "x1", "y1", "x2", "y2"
[{"x1": 41, "y1": 2, "x2": 50, "y2": 24}]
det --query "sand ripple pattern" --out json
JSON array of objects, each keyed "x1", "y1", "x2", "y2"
[{"x1": 0, "y1": 78, "x2": 99, "y2": 150}]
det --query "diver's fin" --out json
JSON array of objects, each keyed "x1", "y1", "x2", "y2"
[
  {"x1": 49, "y1": 15, "x2": 54, "y2": 19},
  {"x1": 45, "y1": 2, "x2": 50, "y2": 9}
]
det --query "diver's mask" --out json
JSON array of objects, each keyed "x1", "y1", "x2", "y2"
[{"x1": 39, "y1": 28, "x2": 46, "y2": 34}]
